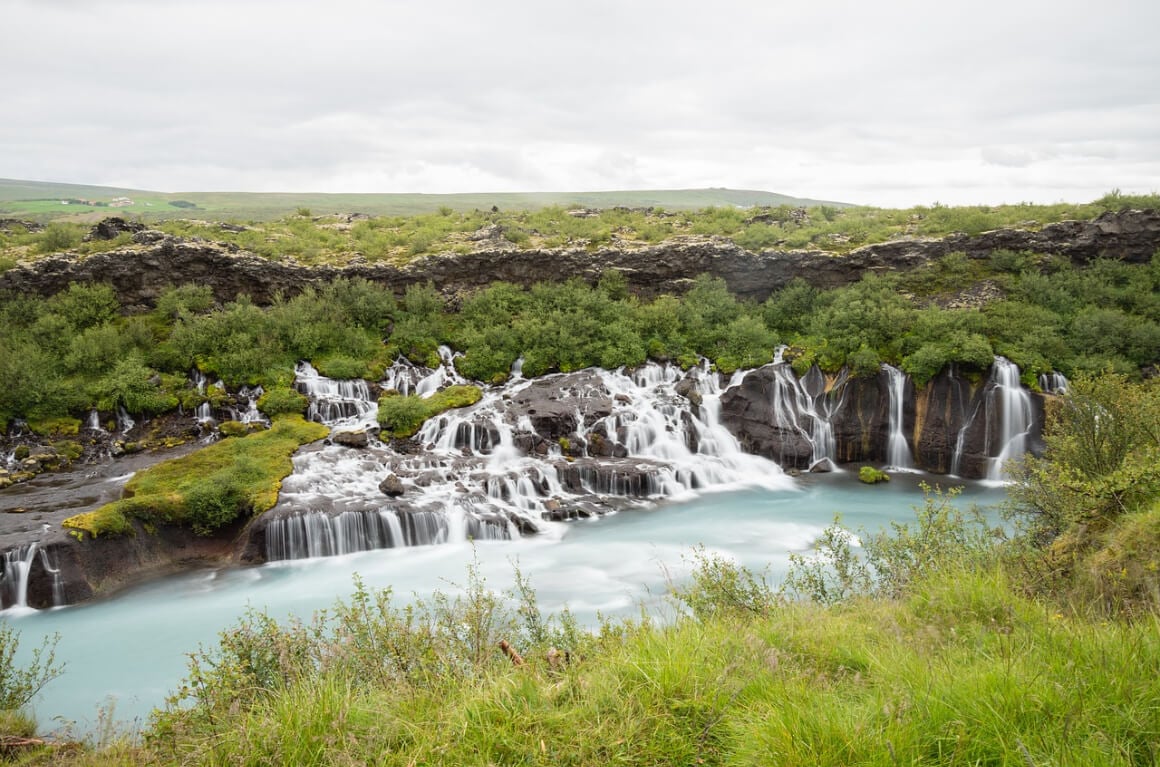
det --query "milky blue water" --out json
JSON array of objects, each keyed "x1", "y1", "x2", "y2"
[{"x1": 4, "y1": 472, "x2": 1004, "y2": 735}]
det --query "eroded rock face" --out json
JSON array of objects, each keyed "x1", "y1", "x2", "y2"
[{"x1": 4, "y1": 210, "x2": 1158, "y2": 307}]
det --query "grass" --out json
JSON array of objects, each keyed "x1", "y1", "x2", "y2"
[{"x1": 62, "y1": 414, "x2": 328, "y2": 537}]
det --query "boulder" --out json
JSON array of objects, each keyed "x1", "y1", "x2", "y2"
[
  {"x1": 332, "y1": 430, "x2": 369, "y2": 448},
  {"x1": 84, "y1": 217, "x2": 146, "y2": 242},
  {"x1": 379, "y1": 474, "x2": 405, "y2": 497}
]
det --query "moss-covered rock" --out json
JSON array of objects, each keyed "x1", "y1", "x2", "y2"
[
  {"x1": 63, "y1": 415, "x2": 328, "y2": 538},
  {"x1": 858, "y1": 466, "x2": 890, "y2": 484}
]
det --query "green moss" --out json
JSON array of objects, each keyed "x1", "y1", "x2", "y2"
[
  {"x1": 52, "y1": 440, "x2": 84, "y2": 461},
  {"x1": 218, "y1": 420, "x2": 253, "y2": 438},
  {"x1": 377, "y1": 385, "x2": 482, "y2": 439},
  {"x1": 62, "y1": 415, "x2": 328, "y2": 538},
  {"x1": 27, "y1": 416, "x2": 81, "y2": 437},
  {"x1": 858, "y1": 466, "x2": 890, "y2": 484}
]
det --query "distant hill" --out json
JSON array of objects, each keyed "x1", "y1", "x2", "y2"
[{"x1": 0, "y1": 178, "x2": 851, "y2": 222}]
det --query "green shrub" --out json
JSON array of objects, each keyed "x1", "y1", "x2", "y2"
[
  {"x1": 257, "y1": 386, "x2": 308, "y2": 417},
  {"x1": 377, "y1": 385, "x2": 482, "y2": 439},
  {"x1": 37, "y1": 222, "x2": 82, "y2": 253},
  {"x1": 858, "y1": 466, "x2": 890, "y2": 484}
]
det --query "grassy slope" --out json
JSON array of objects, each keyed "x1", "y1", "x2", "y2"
[{"x1": 0, "y1": 177, "x2": 849, "y2": 222}]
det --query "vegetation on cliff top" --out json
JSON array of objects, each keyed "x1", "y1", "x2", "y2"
[
  {"x1": 62, "y1": 415, "x2": 328, "y2": 538},
  {"x1": 2, "y1": 190, "x2": 1158, "y2": 269}
]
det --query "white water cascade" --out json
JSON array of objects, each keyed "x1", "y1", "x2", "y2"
[
  {"x1": 85, "y1": 409, "x2": 105, "y2": 432},
  {"x1": 264, "y1": 359, "x2": 796, "y2": 562},
  {"x1": 763, "y1": 361, "x2": 844, "y2": 469},
  {"x1": 985, "y1": 357, "x2": 1034, "y2": 482},
  {"x1": 295, "y1": 362, "x2": 377, "y2": 430},
  {"x1": 882, "y1": 364, "x2": 915, "y2": 471},
  {"x1": 1039, "y1": 372, "x2": 1069, "y2": 395},
  {"x1": 1, "y1": 543, "x2": 39, "y2": 611}
]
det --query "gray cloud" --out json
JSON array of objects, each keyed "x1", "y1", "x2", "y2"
[{"x1": 3, "y1": 0, "x2": 1158, "y2": 205}]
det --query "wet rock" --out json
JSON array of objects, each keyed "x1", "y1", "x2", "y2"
[
  {"x1": 333, "y1": 430, "x2": 369, "y2": 448},
  {"x1": 809, "y1": 457, "x2": 836, "y2": 473},
  {"x1": 674, "y1": 378, "x2": 703, "y2": 408},
  {"x1": 719, "y1": 367, "x2": 814, "y2": 469},
  {"x1": 553, "y1": 458, "x2": 665, "y2": 497},
  {"x1": 508, "y1": 371, "x2": 613, "y2": 440},
  {"x1": 379, "y1": 474, "x2": 405, "y2": 497}
]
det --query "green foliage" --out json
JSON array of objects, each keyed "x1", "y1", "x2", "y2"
[
  {"x1": 377, "y1": 385, "x2": 482, "y2": 438},
  {"x1": 257, "y1": 385, "x2": 308, "y2": 417},
  {"x1": 1008, "y1": 373, "x2": 1160, "y2": 614},
  {"x1": 0, "y1": 625, "x2": 62, "y2": 713},
  {"x1": 858, "y1": 466, "x2": 890, "y2": 484},
  {"x1": 37, "y1": 222, "x2": 82, "y2": 253}
]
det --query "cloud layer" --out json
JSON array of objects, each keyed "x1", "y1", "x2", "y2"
[{"x1": 4, "y1": 0, "x2": 1158, "y2": 206}]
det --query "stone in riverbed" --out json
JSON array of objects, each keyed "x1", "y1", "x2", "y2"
[{"x1": 379, "y1": 473, "x2": 405, "y2": 497}]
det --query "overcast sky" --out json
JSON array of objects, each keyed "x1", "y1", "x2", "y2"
[{"x1": 4, "y1": 0, "x2": 1158, "y2": 207}]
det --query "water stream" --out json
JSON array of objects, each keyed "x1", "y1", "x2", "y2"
[{"x1": 7, "y1": 474, "x2": 1006, "y2": 734}]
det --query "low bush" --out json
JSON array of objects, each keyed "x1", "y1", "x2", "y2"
[{"x1": 377, "y1": 385, "x2": 482, "y2": 439}]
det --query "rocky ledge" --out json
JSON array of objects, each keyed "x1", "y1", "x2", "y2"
[{"x1": 2, "y1": 210, "x2": 1158, "y2": 307}]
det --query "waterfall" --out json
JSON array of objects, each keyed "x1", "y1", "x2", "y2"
[
  {"x1": 415, "y1": 346, "x2": 465, "y2": 398},
  {"x1": 116, "y1": 406, "x2": 135, "y2": 435},
  {"x1": 294, "y1": 362, "x2": 377, "y2": 429},
  {"x1": 267, "y1": 361, "x2": 795, "y2": 563},
  {"x1": 986, "y1": 357, "x2": 1033, "y2": 482},
  {"x1": 882, "y1": 364, "x2": 915, "y2": 471},
  {"x1": 1039, "y1": 372, "x2": 1069, "y2": 394},
  {"x1": 762, "y1": 361, "x2": 841, "y2": 469},
  {"x1": 1, "y1": 543, "x2": 39, "y2": 610},
  {"x1": 37, "y1": 547, "x2": 64, "y2": 607},
  {"x1": 85, "y1": 409, "x2": 105, "y2": 432}
]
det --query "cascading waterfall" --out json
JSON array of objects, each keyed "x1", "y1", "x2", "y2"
[
  {"x1": 882, "y1": 364, "x2": 915, "y2": 471},
  {"x1": 1039, "y1": 372, "x2": 1069, "y2": 395},
  {"x1": 85, "y1": 409, "x2": 105, "y2": 432},
  {"x1": 1, "y1": 543, "x2": 39, "y2": 610},
  {"x1": 986, "y1": 357, "x2": 1033, "y2": 481},
  {"x1": 264, "y1": 358, "x2": 795, "y2": 562},
  {"x1": 295, "y1": 362, "x2": 377, "y2": 429},
  {"x1": 116, "y1": 406, "x2": 135, "y2": 435},
  {"x1": 415, "y1": 346, "x2": 466, "y2": 398},
  {"x1": 763, "y1": 361, "x2": 842, "y2": 469}
]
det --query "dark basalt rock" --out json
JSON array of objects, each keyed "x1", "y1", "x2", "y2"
[
  {"x1": 507, "y1": 371, "x2": 613, "y2": 441},
  {"x1": 5, "y1": 211, "x2": 1157, "y2": 307},
  {"x1": 379, "y1": 473, "x2": 405, "y2": 497},
  {"x1": 84, "y1": 217, "x2": 145, "y2": 241}
]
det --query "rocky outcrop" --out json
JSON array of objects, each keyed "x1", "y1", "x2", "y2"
[{"x1": 3, "y1": 210, "x2": 1158, "y2": 306}]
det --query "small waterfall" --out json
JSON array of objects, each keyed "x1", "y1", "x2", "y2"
[
  {"x1": 1, "y1": 543, "x2": 39, "y2": 610},
  {"x1": 1039, "y1": 372, "x2": 1069, "y2": 394},
  {"x1": 191, "y1": 369, "x2": 208, "y2": 395},
  {"x1": 415, "y1": 346, "x2": 465, "y2": 398},
  {"x1": 37, "y1": 548, "x2": 64, "y2": 607},
  {"x1": 882, "y1": 364, "x2": 915, "y2": 471},
  {"x1": 195, "y1": 402, "x2": 214, "y2": 423},
  {"x1": 510, "y1": 356, "x2": 525, "y2": 380},
  {"x1": 116, "y1": 407, "x2": 135, "y2": 435},
  {"x1": 763, "y1": 362, "x2": 841, "y2": 469},
  {"x1": 265, "y1": 507, "x2": 513, "y2": 560},
  {"x1": 85, "y1": 409, "x2": 105, "y2": 432},
  {"x1": 986, "y1": 357, "x2": 1033, "y2": 481},
  {"x1": 235, "y1": 386, "x2": 267, "y2": 425},
  {"x1": 295, "y1": 362, "x2": 377, "y2": 429}
]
